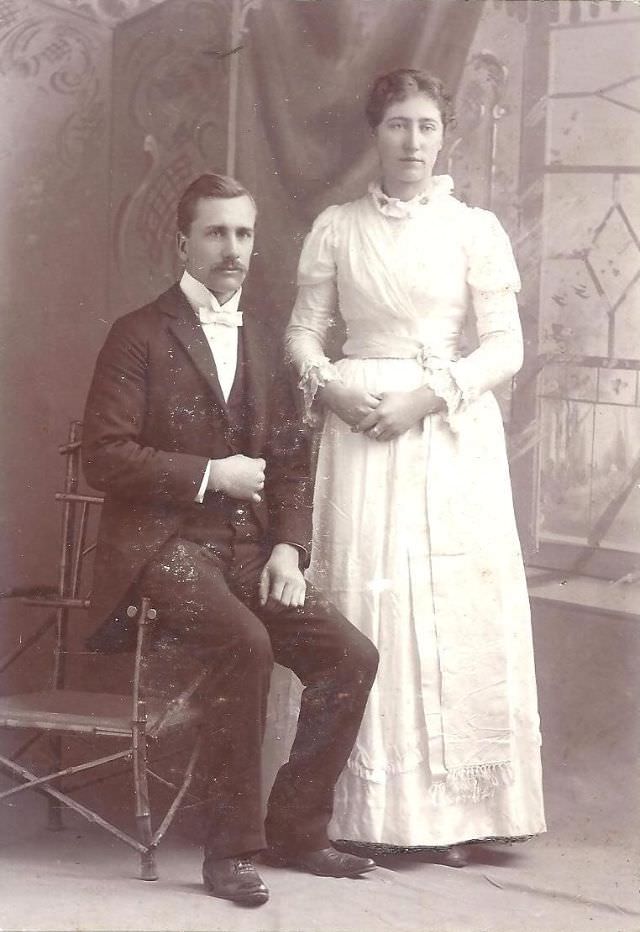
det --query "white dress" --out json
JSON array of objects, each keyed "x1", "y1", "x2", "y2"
[{"x1": 284, "y1": 177, "x2": 546, "y2": 847}]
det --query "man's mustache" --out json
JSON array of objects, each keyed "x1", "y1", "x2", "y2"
[{"x1": 214, "y1": 261, "x2": 246, "y2": 273}]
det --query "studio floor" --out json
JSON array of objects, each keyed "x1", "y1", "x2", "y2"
[
  {"x1": 1, "y1": 602, "x2": 639, "y2": 932},
  {"x1": 0, "y1": 794, "x2": 638, "y2": 932}
]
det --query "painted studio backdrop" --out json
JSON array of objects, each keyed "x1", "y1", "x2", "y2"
[{"x1": 0, "y1": 0, "x2": 638, "y2": 843}]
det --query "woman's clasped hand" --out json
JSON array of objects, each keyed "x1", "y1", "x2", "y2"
[
  {"x1": 354, "y1": 389, "x2": 440, "y2": 440},
  {"x1": 320, "y1": 382, "x2": 442, "y2": 440},
  {"x1": 316, "y1": 381, "x2": 380, "y2": 429}
]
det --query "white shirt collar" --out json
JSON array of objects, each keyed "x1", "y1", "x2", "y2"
[{"x1": 179, "y1": 269, "x2": 242, "y2": 317}]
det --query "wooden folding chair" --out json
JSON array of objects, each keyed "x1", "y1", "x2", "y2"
[{"x1": 0, "y1": 421, "x2": 203, "y2": 880}]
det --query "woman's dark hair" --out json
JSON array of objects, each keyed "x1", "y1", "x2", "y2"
[
  {"x1": 177, "y1": 173, "x2": 256, "y2": 235},
  {"x1": 365, "y1": 69, "x2": 454, "y2": 130}
]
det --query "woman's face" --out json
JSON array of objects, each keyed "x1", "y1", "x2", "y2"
[{"x1": 374, "y1": 93, "x2": 444, "y2": 198}]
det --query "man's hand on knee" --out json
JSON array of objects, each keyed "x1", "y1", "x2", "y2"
[{"x1": 259, "y1": 543, "x2": 306, "y2": 610}]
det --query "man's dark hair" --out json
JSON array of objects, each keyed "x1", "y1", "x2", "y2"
[{"x1": 177, "y1": 173, "x2": 256, "y2": 235}]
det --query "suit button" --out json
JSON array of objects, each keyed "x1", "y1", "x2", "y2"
[{"x1": 235, "y1": 506, "x2": 246, "y2": 517}]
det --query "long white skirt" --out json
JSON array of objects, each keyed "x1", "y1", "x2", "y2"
[{"x1": 270, "y1": 356, "x2": 546, "y2": 846}]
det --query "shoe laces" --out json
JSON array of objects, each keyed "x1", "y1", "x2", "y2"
[{"x1": 234, "y1": 858, "x2": 254, "y2": 874}]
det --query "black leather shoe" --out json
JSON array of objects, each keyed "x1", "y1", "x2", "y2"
[
  {"x1": 202, "y1": 857, "x2": 269, "y2": 906},
  {"x1": 432, "y1": 845, "x2": 470, "y2": 868},
  {"x1": 262, "y1": 846, "x2": 376, "y2": 877}
]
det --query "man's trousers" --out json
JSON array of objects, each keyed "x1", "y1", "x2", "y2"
[{"x1": 136, "y1": 535, "x2": 378, "y2": 860}]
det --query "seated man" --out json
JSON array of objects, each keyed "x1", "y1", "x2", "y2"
[{"x1": 82, "y1": 172, "x2": 378, "y2": 907}]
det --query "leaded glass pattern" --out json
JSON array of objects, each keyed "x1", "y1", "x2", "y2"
[{"x1": 536, "y1": 15, "x2": 640, "y2": 557}]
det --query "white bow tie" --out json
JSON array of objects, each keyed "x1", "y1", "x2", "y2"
[{"x1": 197, "y1": 305, "x2": 243, "y2": 328}]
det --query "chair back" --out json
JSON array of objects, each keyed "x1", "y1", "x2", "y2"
[{"x1": 1, "y1": 421, "x2": 104, "y2": 688}]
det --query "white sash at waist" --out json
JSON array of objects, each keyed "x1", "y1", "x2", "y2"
[{"x1": 343, "y1": 334, "x2": 460, "y2": 365}]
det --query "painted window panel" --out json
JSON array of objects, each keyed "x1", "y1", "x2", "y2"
[
  {"x1": 587, "y1": 205, "x2": 640, "y2": 313},
  {"x1": 537, "y1": 397, "x2": 595, "y2": 543},
  {"x1": 549, "y1": 20, "x2": 640, "y2": 95},
  {"x1": 589, "y1": 405, "x2": 640, "y2": 553},
  {"x1": 540, "y1": 364, "x2": 598, "y2": 402},
  {"x1": 539, "y1": 258, "x2": 610, "y2": 357},
  {"x1": 617, "y1": 176, "x2": 640, "y2": 249},
  {"x1": 546, "y1": 96, "x2": 640, "y2": 167},
  {"x1": 613, "y1": 278, "x2": 640, "y2": 360},
  {"x1": 542, "y1": 174, "x2": 616, "y2": 258},
  {"x1": 553, "y1": 3, "x2": 640, "y2": 26},
  {"x1": 533, "y1": 15, "x2": 640, "y2": 560},
  {"x1": 597, "y1": 369, "x2": 638, "y2": 406},
  {"x1": 597, "y1": 484, "x2": 640, "y2": 554}
]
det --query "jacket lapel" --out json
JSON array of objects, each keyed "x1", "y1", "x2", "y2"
[{"x1": 162, "y1": 285, "x2": 230, "y2": 417}]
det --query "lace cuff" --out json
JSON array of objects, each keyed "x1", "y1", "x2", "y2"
[
  {"x1": 298, "y1": 357, "x2": 342, "y2": 423},
  {"x1": 448, "y1": 356, "x2": 482, "y2": 406},
  {"x1": 419, "y1": 354, "x2": 468, "y2": 432}
]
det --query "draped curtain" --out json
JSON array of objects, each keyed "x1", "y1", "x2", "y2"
[{"x1": 235, "y1": 0, "x2": 483, "y2": 324}]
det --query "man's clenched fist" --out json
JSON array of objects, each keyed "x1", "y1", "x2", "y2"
[{"x1": 208, "y1": 455, "x2": 266, "y2": 503}]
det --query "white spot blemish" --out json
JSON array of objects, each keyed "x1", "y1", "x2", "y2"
[{"x1": 366, "y1": 578, "x2": 392, "y2": 595}]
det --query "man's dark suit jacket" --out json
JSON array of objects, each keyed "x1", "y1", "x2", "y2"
[{"x1": 82, "y1": 283, "x2": 312, "y2": 633}]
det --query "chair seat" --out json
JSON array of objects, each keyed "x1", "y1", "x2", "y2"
[{"x1": 0, "y1": 690, "x2": 201, "y2": 737}]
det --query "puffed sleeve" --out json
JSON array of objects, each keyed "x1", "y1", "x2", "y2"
[
  {"x1": 423, "y1": 209, "x2": 524, "y2": 431},
  {"x1": 285, "y1": 206, "x2": 344, "y2": 419},
  {"x1": 465, "y1": 208, "x2": 522, "y2": 294},
  {"x1": 433, "y1": 208, "x2": 523, "y2": 429}
]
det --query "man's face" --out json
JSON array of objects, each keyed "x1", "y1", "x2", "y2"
[{"x1": 177, "y1": 195, "x2": 256, "y2": 303}]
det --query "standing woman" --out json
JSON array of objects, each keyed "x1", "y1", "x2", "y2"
[{"x1": 285, "y1": 69, "x2": 546, "y2": 863}]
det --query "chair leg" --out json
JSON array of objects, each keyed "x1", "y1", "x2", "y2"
[
  {"x1": 133, "y1": 717, "x2": 158, "y2": 881},
  {"x1": 139, "y1": 843, "x2": 158, "y2": 882},
  {"x1": 47, "y1": 798, "x2": 65, "y2": 831},
  {"x1": 47, "y1": 736, "x2": 64, "y2": 831}
]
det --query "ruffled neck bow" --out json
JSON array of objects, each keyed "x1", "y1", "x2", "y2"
[{"x1": 369, "y1": 175, "x2": 454, "y2": 219}]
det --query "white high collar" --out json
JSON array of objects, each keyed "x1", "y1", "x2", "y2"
[
  {"x1": 179, "y1": 269, "x2": 242, "y2": 317},
  {"x1": 368, "y1": 175, "x2": 454, "y2": 219}
]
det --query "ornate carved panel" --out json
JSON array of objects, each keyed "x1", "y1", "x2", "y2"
[
  {"x1": 0, "y1": 0, "x2": 113, "y2": 589},
  {"x1": 108, "y1": 0, "x2": 232, "y2": 310},
  {"x1": 0, "y1": 0, "x2": 106, "y2": 177},
  {"x1": 40, "y1": 0, "x2": 166, "y2": 26}
]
